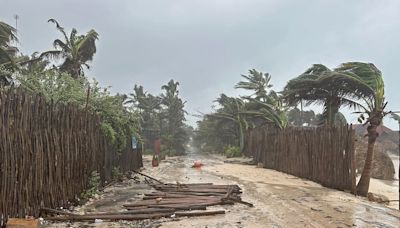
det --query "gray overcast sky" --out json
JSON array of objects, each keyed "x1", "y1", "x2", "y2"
[{"x1": 1, "y1": 0, "x2": 399, "y2": 129}]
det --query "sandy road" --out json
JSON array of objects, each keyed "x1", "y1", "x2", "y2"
[
  {"x1": 150, "y1": 152, "x2": 400, "y2": 228},
  {"x1": 45, "y1": 151, "x2": 400, "y2": 228}
]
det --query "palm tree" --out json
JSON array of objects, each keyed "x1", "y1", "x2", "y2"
[
  {"x1": 19, "y1": 52, "x2": 50, "y2": 75},
  {"x1": 40, "y1": 19, "x2": 98, "y2": 79},
  {"x1": 160, "y1": 80, "x2": 188, "y2": 155},
  {"x1": 235, "y1": 69, "x2": 287, "y2": 129},
  {"x1": 285, "y1": 62, "x2": 388, "y2": 195},
  {"x1": 282, "y1": 64, "x2": 356, "y2": 126},
  {"x1": 235, "y1": 69, "x2": 273, "y2": 102},
  {"x1": 209, "y1": 94, "x2": 249, "y2": 151},
  {"x1": 0, "y1": 21, "x2": 18, "y2": 86},
  {"x1": 330, "y1": 62, "x2": 388, "y2": 196},
  {"x1": 244, "y1": 98, "x2": 288, "y2": 129}
]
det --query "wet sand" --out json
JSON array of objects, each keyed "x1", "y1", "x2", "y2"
[
  {"x1": 45, "y1": 153, "x2": 400, "y2": 227},
  {"x1": 152, "y1": 153, "x2": 400, "y2": 228}
]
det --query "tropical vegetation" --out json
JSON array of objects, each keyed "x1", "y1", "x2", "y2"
[
  {"x1": 1, "y1": 17, "x2": 395, "y2": 197},
  {"x1": 0, "y1": 19, "x2": 191, "y2": 155}
]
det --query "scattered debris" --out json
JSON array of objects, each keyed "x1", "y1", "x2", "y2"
[
  {"x1": 367, "y1": 192, "x2": 390, "y2": 205},
  {"x1": 310, "y1": 207, "x2": 323, "y2": 212},
  {"x1": 42, "y1": 180, "x2": 252, "y2": 223},
  {"x1": 132, "y1": 170, "x2": 164, "y2": 184},
  {"x1": 192, "y1": 161, "x2": 203, "y2": 168},
  {"x1": 223, "y1": 160, "x2": 256, "y2": 165},
  {"x1": 6, "y1": 218, "x2": 39, "y2": 228}
]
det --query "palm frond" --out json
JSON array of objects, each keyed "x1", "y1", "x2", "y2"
[
  {"x1": 0, "y1": 21, "x2": 18, "y2": 44},
  {"x1": 48, "y1": 18, "x2": 70, "y2": 45},
  {"x1": 40, "y1": 50, "x2": 63, "y2": 60},
  {"x1": 53, "y1": 39, "x2": 70, "y2": 51},
  {"x1": 76, "y1": 29, "x2": 99, "y2": 62}
]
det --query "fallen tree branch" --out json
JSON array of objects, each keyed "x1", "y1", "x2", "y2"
[
  {"x1": 40, "y1": 207, "x2": 76, "y2": 216},
  {"x1": 132, "y1": 170, "x2": 164, "y2": 184},
  {"x1": 228, "y1": 197, "x2": 254, "y2": 207}
]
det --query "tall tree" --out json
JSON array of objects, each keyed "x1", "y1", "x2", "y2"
[
  {"x1": 40, "y1": 19, "x2": 98, "y2": 79},
  {"x1": 0, "y1": 21, "x2": 18, "y2": 86},
  {"x1": 160, "y1": 79, "x2": 188, "y2": 155},
  {"x1": 333, "y1": 62, "x2": 388, "y2": 196}
]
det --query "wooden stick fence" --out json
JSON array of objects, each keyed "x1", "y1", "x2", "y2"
[
  {"x1": 0, "y1": 89, "x2": 142, "y2": 225},
  {"x1": 243, "y1": 124, "x2": 356, "y2": 192}
]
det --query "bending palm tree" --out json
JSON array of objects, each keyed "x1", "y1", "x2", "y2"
[
  {"x1": 286, "y1": 62, "x2": 388, "y2": 195},
  {"x1": 40, "y1": 19, "x2": 98, "y2": 79},
  {"x1": 235, "y1": 69, "x2": 273, "y2": 102},
  {"x1": 209, "y1": 94, "x2": 250, "y2": 151},
  {"x1": 332, "y1": 62, "x2": 388, "y2": 196},
  {"x1": 282, "y1": 64, "x2": 355, "y2": 126}
]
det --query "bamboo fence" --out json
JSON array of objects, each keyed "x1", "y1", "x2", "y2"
[
  {"x1": 0, "y1": 89, "x2": 142, "y2": 224},
  {"x1": 243, "y1": 125, "x2": 356, "y2": 192}
]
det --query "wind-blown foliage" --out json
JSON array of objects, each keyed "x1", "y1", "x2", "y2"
[
  {"x1": 284, "y1": 62, "x2": 389, "y2": 196},
  {"x1": 125, "y1": 80, "x2": 190, "y2": 156},
  {"x1": 332, "y1": 62, "x2": 388, "y2": 196},
  {"x1": 196, "y1": 69, "x2": 288, "y2": 154},
  {"x1": 208, "y1": 94, "x2": 250, "y2": 151},
  {"x1": 235, "y1": 69, "x2": 273, "y2": 101},
  {"x1": 16, "y1": 70, "x2": 141, "y2": 151},
  {"x1": 160, "y1": 80, "x2": 189, "y2": 155},
  {"x1": 0, "y1": 21, "x2": 18, "y2": 86},
  {"x1": 283, "y1": 64, "x2": 353, "y2": 126},
  {"x1": 40, "y1": 19, "x2": 98, "y2": 79}
]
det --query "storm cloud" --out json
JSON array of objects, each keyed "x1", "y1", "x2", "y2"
[{"x1": 1, "y1": 0, "x2": 399, "y2": 128}]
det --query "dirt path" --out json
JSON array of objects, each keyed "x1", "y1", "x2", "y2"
[
  {"x1": 150, "y1": 152, "x2": 400, "y2": 228},
  {"x1": 45, "y1": 151, "x2": 400, "y2": 227}
]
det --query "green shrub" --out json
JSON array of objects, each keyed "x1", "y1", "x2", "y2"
[
  {"x1": 81, "y1": 171, "x2": 100, "y2": 200},
  {"x1": 224, "y1": 145, "x2": 241, "y2": 158},
  {"x1": 111, "y1": 166, "x2": 123, "y2": 180}
]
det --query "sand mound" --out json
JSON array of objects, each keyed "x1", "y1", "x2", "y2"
[{"x1": 355, "y1": 136, "x2": 395, "y2": 180}]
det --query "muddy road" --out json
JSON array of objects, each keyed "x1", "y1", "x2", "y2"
[
  {"x1": 150, "y1": 151, "x2": 400, "y2": 228},
  {"x1": 46, "y1": 149, "x2": 400, "y2": 228}
]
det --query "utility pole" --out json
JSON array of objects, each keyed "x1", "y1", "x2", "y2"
[{"x1": 13, "y1": 14, "x2": 19, "y2": 47}]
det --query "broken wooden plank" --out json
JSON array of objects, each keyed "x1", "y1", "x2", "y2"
[
  {"x1": 123, "y1": 197, "x2": 222, "y2": 207},
  {"x1": 6, "y1": 218, "x2": 39, "y2": 228},
  {"x1": 125, "y1": 205, "x2": 208, "y2": 211},
  {"x1": 86, "y1": 208, "x2": 176, "y2": 215},
  {"x1": 143, "y1": 194, "x2": 222, "y2": 200},
  {"x1": 146, "y1": 191, "x2": 226, "y2": 197},
  {"x1": 45, "y1": 212, "x2": 174, "y2": 221},
  {"x1": 45, "y1": 210, "x2": 226, "y2": 222},
  {"x1": 175, "y1": 210, "x2": 225, "y2": 217}
]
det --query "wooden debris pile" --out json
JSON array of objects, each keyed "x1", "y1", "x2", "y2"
[{"x1": 43, "y1": 182, "x2": 253, "y2": 222}]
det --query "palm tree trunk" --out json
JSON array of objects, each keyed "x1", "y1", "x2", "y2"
[
  {"x1": 238, "y1": 121, "x2": 244, "y2": 152},
  {"x1": 356, "y1": 124, "x2": 378, "y2": 196}
]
